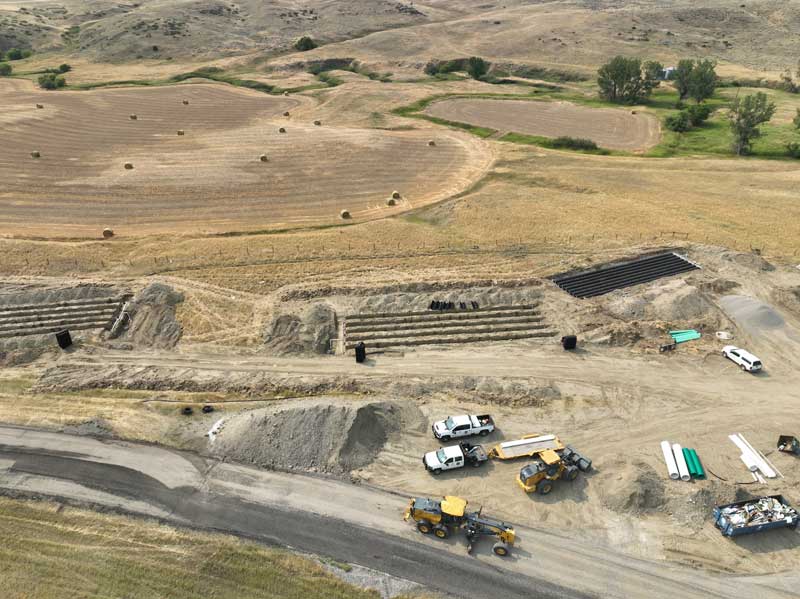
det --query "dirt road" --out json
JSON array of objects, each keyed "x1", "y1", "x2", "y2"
[{"x1": 2, "y1": 425, "x2": 797, "y2": 599}]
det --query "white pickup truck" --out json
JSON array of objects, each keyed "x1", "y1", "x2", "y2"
[
  {"x1": 423, "y1": 443, "x2": 489, "y2": 475},
  {"x1": 432, "y1": 414, "x2": 495, "y2": 441}
]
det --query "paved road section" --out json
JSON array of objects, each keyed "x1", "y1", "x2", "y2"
[{"x1": 1, "y1": 426, "x2": 796, "y2": 599}]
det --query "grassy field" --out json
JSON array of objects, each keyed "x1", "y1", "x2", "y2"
[
  {"x1": 394, "y1": 84, "x2": 800, "y2": 160},
  {"x1": 0, "y1": 497, "x2": 412, "y2": 599}
]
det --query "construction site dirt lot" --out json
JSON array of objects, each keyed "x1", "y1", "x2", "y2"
[
  {"x1": 425, "y1": 98, "x2": 662, "y2": 151},
  {"x1": 0, "y1": 79, "x2": 491, "y2": 236},
  {"x1": 3, "y1": 243, "x2": 800, "y2": 579}
]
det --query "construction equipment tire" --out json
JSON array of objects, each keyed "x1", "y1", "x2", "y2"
[
  {"x1": 539, "y1": 482, "x2": 553, "y2": 495},
  {"x1": 492, "y1": 542, "x2": 510, "y2": 557},
  {"x1": 433, "y1": 526, "x2": 449, "y2": 539},
  {"x1": 565, "y1": 465, "x2": 579, "y2": 481},
  {"x1": 417, "y1": 522, "x2": 432, "y2": 534}
]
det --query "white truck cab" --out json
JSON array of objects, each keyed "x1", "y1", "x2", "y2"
[
  {"x1": 722, "y1": 345, "x2": 763, "y2": 372},
  {"x1": 432, "y1": 414, "x2": 494, "y2": 440}
]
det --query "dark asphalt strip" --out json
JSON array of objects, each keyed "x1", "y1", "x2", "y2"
[{"x1": 1, "y1": 450, "x2": 594, "y2": 599}]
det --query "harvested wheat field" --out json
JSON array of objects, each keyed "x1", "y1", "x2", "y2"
[
  {"x1": 0, "y1": 80, "x2": 492, "y2": 236},
  {"x1": 425, "y1": 98, "x2": 661, "y2": 151}
]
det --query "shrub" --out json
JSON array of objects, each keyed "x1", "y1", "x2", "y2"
[
  {"x1": 665, "y1": 111, "x2": 691, "y2": 132},
  {"x1": 58, "y1": 63, "x2": 71, "y2": 73},
  {"x1": 685, "y1": 103, "x2": 713, "y2": 126},
  {"x1": 548, "y1": 136, "x2": 599, "y2": 151},
  {"x1": 466, "y1": 56, "x2": 490, "y2": 80},
  {"x1": 294, "y1": 36, "x2": 317, "y2": 52},
  {"x1": 6, "y1": 48, "x2": 24, "y2": 60},
  {"x1": 0, "y1": 62, "x2": 11, "y2": 76},
  {"x1": 786, "y1": 142, "x2": 800, "y2": 159},
  {"x1": 38, "y1": 73, "x2": 66, "y2": 89}
]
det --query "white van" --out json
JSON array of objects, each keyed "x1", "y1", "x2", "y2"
[{"x1": 722, "y1": 345, "x2": 763, "y2": 372}]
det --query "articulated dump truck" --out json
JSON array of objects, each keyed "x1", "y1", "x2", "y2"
[{"x1": 403, "y1": 495, "x2": 516, "y2": 556}]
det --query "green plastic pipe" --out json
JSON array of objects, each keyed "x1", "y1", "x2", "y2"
[
  {"x1": 689, "y1": 449, "x2": 705, "y2": 479},
  {"x1": 685, "y1": 448, "x2": 699, "y2": 477},
  {"x1": 682, "y1": 448, "x2": 698, "y2": 477}
]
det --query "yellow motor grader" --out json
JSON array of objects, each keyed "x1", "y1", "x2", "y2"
[{"x1": 403, "y1": 495, "x2": 515, "y2": 556}]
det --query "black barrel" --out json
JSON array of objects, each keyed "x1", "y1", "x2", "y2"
[
  {"x1": 355, "y1": 342, "x2": 367, "y2": 363},
  {"x1": 561, "y1": 335, "x2": 577, "y2": 351},
  {"x1": 55, "y1": 330, "x2": 72, "y2": 349}
]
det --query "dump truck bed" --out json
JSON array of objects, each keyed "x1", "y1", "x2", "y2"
[{"x1": 489, "y1": 434, "x2": 564, "y2": 460}]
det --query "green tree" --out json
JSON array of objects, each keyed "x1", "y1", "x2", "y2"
[
  {"x1": 0, "y1": 62, "x2": 11, "y2": 76},
  {"x1": 58, "y1": 63, "x2": 71, "y2": 73},
  {"x1": 728, "y1": 92, "x2": 776, "y2": 155},
  {"x1": 38, "y1": 72, "x2": 66, "y2": 89},
  {"x1": 6, "y1": 48, "x2": 23, "y2": 60},
  {"x1": 688, "y1": 59, "x2": 717, "y2": 103},
  {"x1": 466, "y1": 56, "x2": 489, "y2": 80},
  {"x1": 597, "y1": 56, "x2": 655, "y2": 104},
  {"x1": 672, "y1": 59, "x2": 695, "y2": 100},
  {"x1": 794, "y1": 108, "x2": 800, "y2": 130},
  {"x1": 294, "y1": 36, "x2": 317, "y2": 51}
]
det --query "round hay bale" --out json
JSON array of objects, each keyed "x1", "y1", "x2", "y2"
[
  {"x1": 177, "y1": 129, "x2": 185, "y2": 136},
  {"x1": 340, "y1": 209, "x2": 351, "y2": 219},
  {"x1": 35, "y1": 103, "x2": 44, "y2": 109},
  {"x1": 283, "y1": 111, "x2": 290, "y2": 117},
  {"x1": 283, "y1": 91, "x2": 290, "y2": 96},
  {"x1": 386, "y1": 197, "x2": 397, "y2": 206},
  {"x1": 129, "y1": 114, "x2": 138, "y2": 120},
  {"x1": 124, "y1": 162, "x2": 134, "y2": 170},
  {"x1": 182, "y1": 99, "x2": 189, "y2": 105},
  {"x1": 279, "y1": 127, "x2": 286, "y2": 133},
  {"x1": 631, "y1": 110, "x2": 637, "y2": 115},
  {"x1": 30, "y1": 151, "x2": 40, "y2": 159},
  {"x1": 427, "y1": 140, "x2": 436, "y2": 147},
  {"x1": 391, "y1": 190, "x2": 401, "y2": 200},
  {"x1": 259, "y1": 154, "x2": 269, "y2": 162},
  {"x1": 314, "y1": 120, "x2": 322, "y2": 126},
  {"x1": 102, "y1": 228, "x2": 114, "y2": 239}
]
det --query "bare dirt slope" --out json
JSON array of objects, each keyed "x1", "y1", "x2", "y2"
[
  {"x1": 0, "y1": 79, "x2": 492, "y2": 236},
  {"x1": 426, "y1": 98, "x2": 662, "y2": 151}
]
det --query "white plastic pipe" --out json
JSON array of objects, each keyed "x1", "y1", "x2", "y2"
[
  {"x1": 738, "y1": 433, "x2": 781, "y2": 479},
  {"x1": 661, "y1": 441, "x2": 679, "y2": 480},
  {"x1": 730, "y1": 434, "x2": 776, "y2": 478},
  {"x1": 672, "y1": 443, "x2": 691, "y2": 481},
  {"x1": 740, "y1": 452, "x2": 759, "y2": 472}
]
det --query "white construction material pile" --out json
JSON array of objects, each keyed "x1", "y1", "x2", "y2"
[
  {"x1": 718, "y1": 497, "x2": 797, "y2": 527},
  {"x1": 729, "y1": 433, "x2": 781, "y2": 481}
]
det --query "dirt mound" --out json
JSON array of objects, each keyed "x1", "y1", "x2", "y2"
[
  {"x1": 598, "y1": 460, "x2": 666, "y2": 514},
  {"x1": 605, "y1": 279, "x2": 717, "y2": 323},
  {"x1": 113, "y1": 283, "x2": 183, "y2": 349},
  {"x1": 212, "y1": 400, "x2": 400, "y2": 474},
  {"x1": 263, "y1": 302, "x2": 337, "y2": 355},
  {"x1": 723, "y1": 251, "x2": 775, "y2": 272}
]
